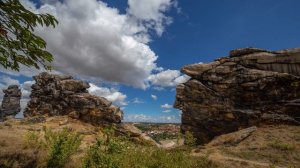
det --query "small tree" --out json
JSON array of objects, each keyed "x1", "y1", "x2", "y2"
[{"x1": 0, "y1": 0, "x2": 58, "y2": 71}]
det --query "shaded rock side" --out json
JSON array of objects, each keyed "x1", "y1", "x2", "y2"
[
  {"x1": 174, "y1": 48, "x2": 300, "y2": 144},
  {"x1": 0, "y1": 85, "x2": 21, "y2": 118},
  {"x1": 24, "y1": 72, "x2": 123, "y2": 125},
  {"x1": 207, "y1": 126, "x2": 257, "y2": 147},
  {"x1": 117, "y1": 123, "x2": 160, "y2": 146}
]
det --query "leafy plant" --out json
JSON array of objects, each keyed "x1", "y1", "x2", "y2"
[
  {"x1": 43, "y1": 127, "x2": 82, "y2": 168},
  {"x1": 184, "y1": 131, "x2": 197, "y2": 147},
  {"x1": 0, "y1": 0, "x2": 58, "y2": 71},
  {"x1": 82, "y1": 126, "x2": 128, "y2": 168}
]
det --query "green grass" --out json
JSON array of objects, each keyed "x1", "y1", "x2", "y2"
[
  {"x1": 82, "y1": 128, "x2": 218, "y2": 168},
  {"x1": 82, "y1": 137, "x2": 218, "y2": 168},
  {"x1": 21, "y1": 126, "x2": 218, "y2": 168}
]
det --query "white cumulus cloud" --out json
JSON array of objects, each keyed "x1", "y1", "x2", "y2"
[
  {"x1": 127, "y1": 0, "x2": 177, "y2": 36},
  {"x1": 88, "y1": 83, "x2": 128, "y2": 106},
  {"x1": 13, "y1": 0, "x2": 179, "y2": 89},
  {"x1": 148, "y1": 69, "x2": 190, "y2": 87}
]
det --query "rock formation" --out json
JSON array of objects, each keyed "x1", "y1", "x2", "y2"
[
  {"x1": 0, "y1": 85, "x2": 21, "y2": 118},
  {"x1": 24, "y1": 72, "x2": 123, "y2": 125},
  {"x1": 174, "y1": 48, "x2": 300, "y2": 144}
]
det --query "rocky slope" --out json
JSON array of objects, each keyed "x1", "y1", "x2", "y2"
[
  {"x1": 24, "y1": 72, "x2": 123, "y2": 125},
  {"x1": 0, "y1": 85, "x2": 21, "y2": 119},
  {"x1": 174, "y1": 48, "x2": 300, "y2": 144}
]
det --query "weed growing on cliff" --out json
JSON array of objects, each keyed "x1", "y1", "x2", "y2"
[
  {"x1": 184, "y1": 131, "x2": 197, "y2": 147},
  {"x1": 43, "y1": 127, "x2": 82, "y2": 168}
]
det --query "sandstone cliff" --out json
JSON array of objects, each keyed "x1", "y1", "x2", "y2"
[
  {"x1": 24, "y1": 72, "x2": 123, "y2": 125},
  {"x1": 174, "y1": 48, "x2": 300, "y2": 144}
]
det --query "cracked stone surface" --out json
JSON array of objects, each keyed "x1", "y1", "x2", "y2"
[{"x1": 174, "y1": 48, "x2": 300, "y2": 144}]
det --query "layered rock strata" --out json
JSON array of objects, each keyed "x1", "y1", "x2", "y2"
[
  {"x1": 24, "y1": 72, "x2": 123, "y2": 125},
  {"x1": 0, "y1": 85, "x2": 21, "y2": 118},
  {"x1": 174, "y1": 48, "x2": 300, "y2": 144}
]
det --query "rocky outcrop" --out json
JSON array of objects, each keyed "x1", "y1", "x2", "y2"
[
  {"x1": 207, "y1": 126, "x2": 257, "y2": 147},
  {"x1": 24, "y1": 72, "x2": 123, "y2": 125},
  {"x1": 0, "y1": 85, "x2": 21, "y2": 118},
  {"x1": 117, "y1": 123, "x2": 160, "y2": 146},
  {"x1": 174, "y1": 48, "x2": 300, "y2": 144}
]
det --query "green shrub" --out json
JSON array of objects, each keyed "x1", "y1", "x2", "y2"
[
  {"x1": 43, "y1": 127, "x2": 82, "y2": 168},
  {"x1": 82, "y1": 126, "x2": 129, "y2": 168},
  {"x1": 184, "y1": 131, "x2": 197, "y2": 147}
]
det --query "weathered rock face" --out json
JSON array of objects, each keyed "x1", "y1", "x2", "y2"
[
  {"x1": 174, "y1": 48, "x2": 300, "y2": 144},
  {"x1": 24, "y1": 72, "x2": 123, "y2": 125},
  {"x1": 0, "y1": 85, "x2": 21, "y2": 118}
]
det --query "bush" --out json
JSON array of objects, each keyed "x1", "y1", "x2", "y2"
[
  {"x1": 43, "y1": 127, "x2": 82, "y2": 168},
  {"x1": 82, "y1": 127, "x2": 129, "y2": 168},
  {"x1": 184, "y1": 131, "x2": 197, "y2": 147}
]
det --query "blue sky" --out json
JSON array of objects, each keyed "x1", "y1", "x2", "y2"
[{"x1": 1, "y1": 0, "x2": 300, "y2": 123}]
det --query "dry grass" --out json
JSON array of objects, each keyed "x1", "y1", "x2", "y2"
[
  {"x1": 0, "y1": 117, "x2": 299, "y2": 168},
  {"x1": 218, "y1": 125, "x2": 300, "y2": 167}
]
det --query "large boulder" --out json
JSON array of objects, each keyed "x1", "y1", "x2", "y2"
[
  {"x1": 174, "y1": 48, "x2": 300, "y2": 144},
  {"x1": 0, "y1": 85, "x2": 21, "y2": 118},
  {"x1": 24, "y1": 72, "x2": 123, "y2": 125}
]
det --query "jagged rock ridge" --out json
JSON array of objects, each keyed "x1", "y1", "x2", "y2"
[
  {"x1": 174, "y1": 48, "x2": 300, "y2": 144},
  {"x1": 24, "y1": 72, "x2": 123, "y2": 125},
  {"x1": 0, "y1": 85, "x2": 21, "y2": 118}
]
